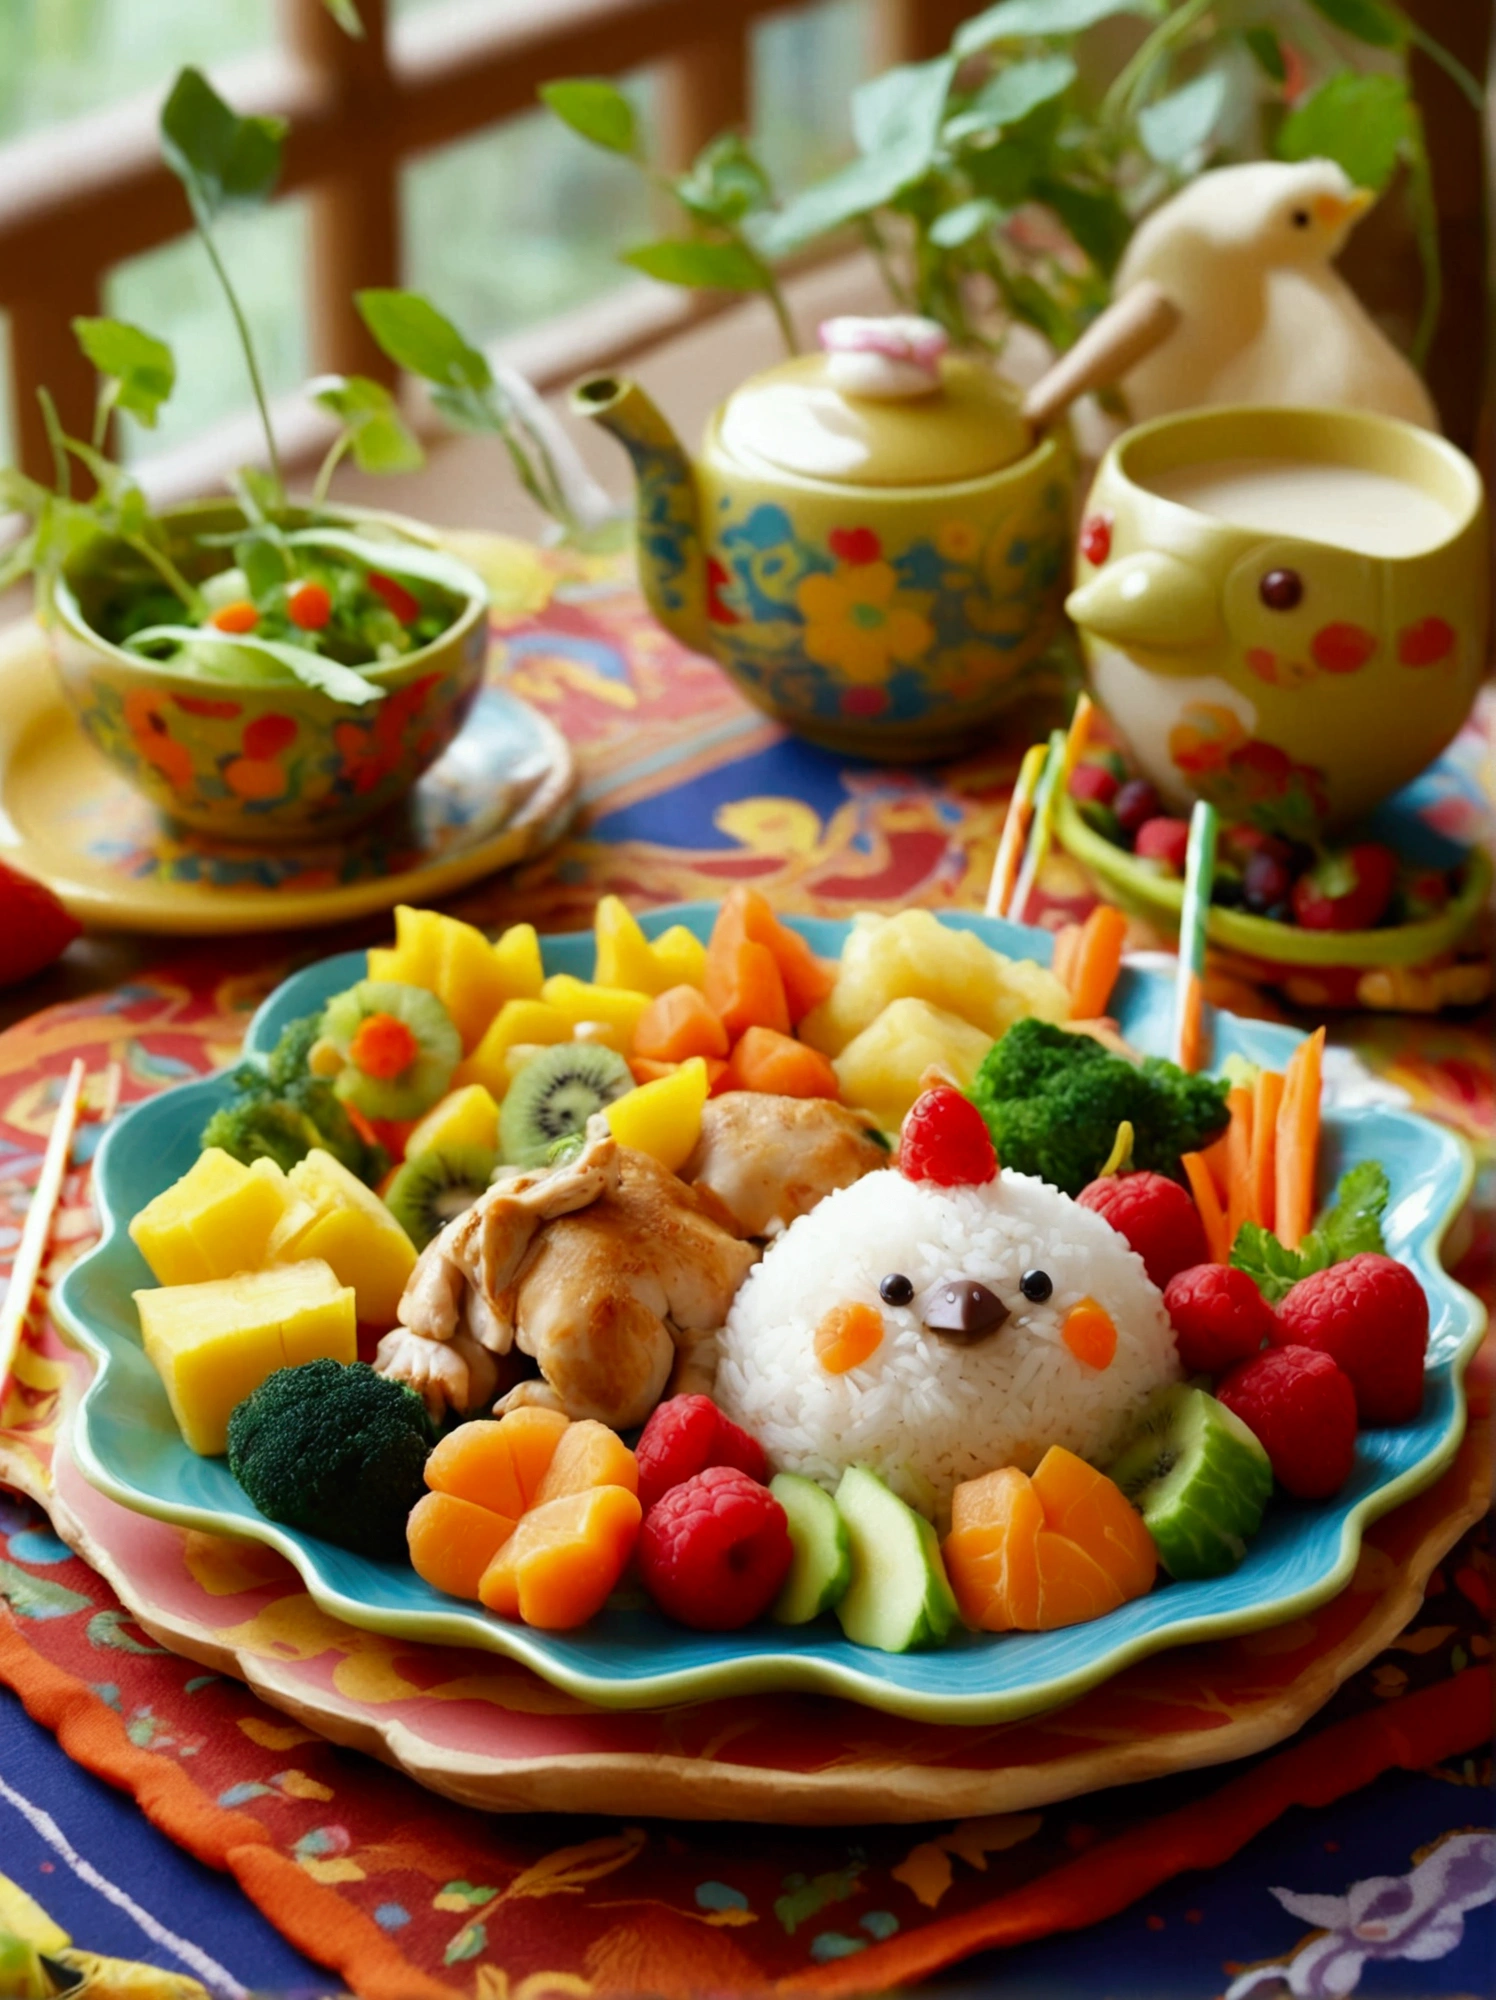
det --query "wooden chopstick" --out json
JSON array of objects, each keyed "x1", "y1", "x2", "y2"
[{"x1": 0, "y1": 1059, "x2": 86, "y2": 1398}]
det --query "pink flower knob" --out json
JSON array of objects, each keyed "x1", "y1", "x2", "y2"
[{"x1": 819, "y1": 315, "x2": 949, "y2": 398}]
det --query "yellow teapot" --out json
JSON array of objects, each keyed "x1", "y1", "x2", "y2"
[{"x1": 572, "y1": 317, "x2": 1073, "y2": 759}]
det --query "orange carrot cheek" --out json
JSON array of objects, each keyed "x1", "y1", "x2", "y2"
[
  {"x1": 814, "y1": 1301, "x2": 884, "y2": 1374},
  {"x1": 1062, "y1": 1298, "x2": 1117, "y2": 1370}
]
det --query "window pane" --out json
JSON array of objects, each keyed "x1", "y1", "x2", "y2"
[
  {"x1": 105, "y1": 199, "x2": 309, "y2": 461},
  {"x1": 752, "y1": 0, "x2": 875, "y2": 194},
  {"x1": 0, "y1": 0, "x2": 271, "y2": 146},
  {"x1": 401, "y1": 78, "x2": 658, "y2": 348}
]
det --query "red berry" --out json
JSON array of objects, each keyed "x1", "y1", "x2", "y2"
[
  {"x1": 1134, "y1": 816, "x2": 1191, "y2": 873},
  {"x1": 1290, "y1": 844, "x2": 1396, "y2": 932},
  {"x1": 0, "y1": 862, "x2": 81, "y2": 987},
  {"x1": 368, "y1": 569, "x2": 421, "y2": 624},
  {"x1": 638, "y1": 1466, "x2": 792, "y2": 1630},
  {"x1": 1113, "y1": 778, "x2": 1161, "y2": 836},
  {"x1": 1069, "y1": 762, "x2": 1119, "y2": 806},
  {"x1": 287, "y1": 580, "x2": 333, "y2": 631},
  {"x1": 1217, "y1": 1345, "x2": 1358, "y2": 1499},
  {"x1": 899, "y1": 1087, "x2": 997, "y2": 1186},
  {"x1": 634, "y1": 1394, "x2": 767, "y2": 1515},
  {"x1": 1273, "y1": 1253, "x2": 1428, "y2": 1426},
  {"x1": 1164, "y1": 1263, "x2": 1278, "y2": 1374},
  {"x1": 1078, "y1": 1172, "x2": 1209, "y2": 1291},
  {"x1": 1079, "y1": 512, "x2": 1113, "y2": 566},
  {"x1": 1222, "y1": 825, "x2": 1291, "y2": 867}
]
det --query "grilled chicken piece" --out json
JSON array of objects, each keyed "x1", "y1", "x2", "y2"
[{"x1": 682, "y1": 1092, "x2": 889, "y2": 1239}]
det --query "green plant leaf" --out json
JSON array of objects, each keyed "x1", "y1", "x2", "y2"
[
  {"x1": 124, "y1": 626, "x2": 387, "y2": 703},
  {"x1": 996, "y1": 264, "x2": 1075, "y2": 349},
  {"x1": 1229, "y1": 1220, "x2": 1308, "y2": 1303},
  {"x1": 1034, "y1": 176, "x2": 1131, "y2": 273},
  {"x1": 539, "y1": 78, "x2": 638, "y2": 157},
  {"x1": 356, "y1": 290, "x2": 492, "y2": 392},
  {"x1": 674, "y1": 132, "x2": 773, "y2": 225},
  {"x1": 322, "y1": 0, "x2": 364, "y2": 34},
  {"x1": 929, "y1": 198, "x2": 1003, "y2": 248},
  {"x1": 308, "y1": 373, "x2": 423, "y2": 473},
  {"x1": 944, "y1": 55, "x2": 1077, "y2": 142},
  {"x1": 1303, "y1": 0, "x2": 1403, "y2": 47},
  {"x1": 1242, "y1": 25, "x2": 1287, "y2": 82},
  {"x1": 1278, "y1": 71, "x2": 1412, "y2": 192},
  {"x1": 72, "y1": 317, "x2": 175, "y2": 427},
  {"x1": 285, "y1": 527, "x2": 483, "y2": 601},
  {"x1": 1137, "y1": 68, "x2": 1229, "y2": 165},
  {"x1": 956, "y1": 0, "x2": 1159, "y2": 54},
  {"x1": 160, "y1": 67, "x2": 286, "y2": 226},
  {"x1": 1308, "y1": 1160, "x2": 1389, "y2": 1266},
  {"x1": 620, "y1": 237, "x2": 767, "y2": 290}
]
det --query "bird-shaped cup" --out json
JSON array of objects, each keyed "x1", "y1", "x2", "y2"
[{"x1": 1065, "y1": 406, "x2": 1488, "y2": 834}]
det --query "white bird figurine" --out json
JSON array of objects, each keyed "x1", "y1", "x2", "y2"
[{"x1": 1110, "y1": 158, "x2": 1438, "y2": 430}]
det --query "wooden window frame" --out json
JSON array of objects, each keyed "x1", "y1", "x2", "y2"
[{"x1": 0, "y1": 0, "x2": 970, "y2": 482}]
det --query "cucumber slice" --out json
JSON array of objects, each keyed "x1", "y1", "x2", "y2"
[
  {"x1": 770, "y1": 1472, "x2": 851, "y2": 1625},
  {"x1": 1106, "y1": 1384, "x2": 1272, "y2": 1579},
  {"x1": 833, "y1": 1464, "x2": 959, "y2": 1652}
]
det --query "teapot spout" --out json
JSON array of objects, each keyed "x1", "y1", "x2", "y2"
[{"x1": 571, "y1": 375, "x2": 706, "y2": 652}]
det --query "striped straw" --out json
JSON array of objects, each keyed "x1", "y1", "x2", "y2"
[
  {"x1": 1007, "y1": 728, "x2": 1068, "y2": 925},
  {"x1": 985, "y1": 740, "x2": 1047, "y2": 918},
  {"x1": 0, "y1": 1059, "x2": 85, "y2": 1399},
  {"x1": 1173, "y1": 799, "x2": 1218, "y2": 1071}
]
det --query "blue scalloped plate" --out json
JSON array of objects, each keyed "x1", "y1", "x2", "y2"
[{"x1": 55, "y1": 906, "x2": 1485, "y2": 1722}]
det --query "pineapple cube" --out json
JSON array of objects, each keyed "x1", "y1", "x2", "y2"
[
  {"x1": 272, "y1": 1149, "x2": 417, "y2": 1327},
  {"x1": 605, "y1": 1057, "x2": 708, "y2": 1173},
  {"x1": 801, "y1": 909, "x2": 1070, "y2": 1055},
  {"x1": 130, "y1": 1149, "x2": 295, "y2": 1287},
  {"x1": 367, "y1": 903, "x2": 445, "y2": 990},
  {"x1": 405, "y1": 1082, "x2": 500, "y2": 1159},
  {"x1": 367, "y1": 906, "x2": 543, "y2": 1052},
  {"x1": 594, "y1": 896, "x2": 671, "y2": 995},
  {"x1": 541, "y1": 975, "x2": 650, "y2": 1051},
  {"x1": 652, "y1": 924, "x2": 707, "y2": 990},
  {"x1": 492, "y1": 922, "x2": 544, "y2": 1000},
  {"x1": 455, "y1": 999, "x2": 573, "y2": 1098},
  {"x1": 832, "y1": 998, "x2": 994, "y2": 1130},
  {"x1": 135, "y1": 1259, "x2": 355, "y2": 1455}
]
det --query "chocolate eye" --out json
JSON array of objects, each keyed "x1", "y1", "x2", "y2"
[
  {"x1": 1260, "y1": 567, "x2": 1303, "y2": 610},
  {"x1": 1291, "y1": 208, "x2": 1310, "y2": 228},
  {"x1": 1020, "y1": 1269, "x2": 1053, "y2": 1302},
  {"x1": 880, "y1": 1272, "x2": 914, "y2": 1307}
]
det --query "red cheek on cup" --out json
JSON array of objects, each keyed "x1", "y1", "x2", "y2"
[
  {"x1": 1310, "y1": 622, "x2": 1378, "y2": 673},
  {"x1": 1397, "y1": 616, "x2": 1456, "y2": 667}
]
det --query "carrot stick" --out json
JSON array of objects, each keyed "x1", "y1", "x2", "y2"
[
  {"x1": 1051, "y1": 923, "x2": 1083, "y2": 991},
  {"x1": 1068, "y1": 903, "x2": 1128, "y2": 1022},
  {"x1": 1176, "y1": 971, "x2": 1206, "y2": 1076},
  {"x1": 1250, "y1": 1070, "x2": 1284, "y2": 1235},
  {"x1": 1275, "y1": 1026, "x2": 1326, "y2": 1251},
  {"x1": 1182, "y1": 1151, "x2": 1230, "y2": 1264},
  {"x1": 1224, "y1": 1086, "x2": 1255, "y2": 1244},
  {"x1": 1200, "y1": 1126, "x2": 1231, "y2": 1204}
]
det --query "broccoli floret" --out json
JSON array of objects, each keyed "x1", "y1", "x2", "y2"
[
  {"x1": 282, "y1": 1074, "x2": 385, "y2": 1181},
  {"x1": 201, "y1": 1093, "x2": 325, "y2": 1173},
  {"x1": 265, "y1": 1011, "x2": 324, "y2": 1089},
  {"x1": 969, "y1": 1018, "x2": 1229, "y2": 1196},
  {"x1": 200, "y1": 1024, "x2": 385, "y2": 1183},
  {"x1": 227, "y1": 1359, "x2": 434, "y2": 1560}
]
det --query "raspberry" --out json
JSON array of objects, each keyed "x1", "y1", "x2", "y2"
[
  {"x1": 1077, "y1": 1172, "x2": 1209, "y2": 1291},
  {"x1": 1165, "y1": 1263, "x2": 1278, "y2": 1374},
  {"x1": 1069, "y1": 762, "x2": 1119, "y2": 807},
  {"x1": 1217, "y1": 1345, "x2": 1358, "y2": 1499},
  {"x1": 900, "y1": 1087, "x2": 997, "y2": 1186},
  {"x1": 638, "y1": 1466, "x2": 792, "y2": 1630},
  {"x1": 634, "y1": 1395, "x2": 767, "y2": 1515},
  {"x1": 1273, "y1": 1253, "x2": 1428, "y2": 1426},
  {"x1": 1133, "y1": 816, "x2": 1191, "y2": 873}
]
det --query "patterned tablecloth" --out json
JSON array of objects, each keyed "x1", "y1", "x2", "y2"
[{"x1": 0, "y1": 542, "x2": 1491, "y2": 1999}]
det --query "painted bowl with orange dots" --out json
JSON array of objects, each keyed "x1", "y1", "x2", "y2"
[{"x1": 48, "y1": 501, "x2": 489, "y2": 842}]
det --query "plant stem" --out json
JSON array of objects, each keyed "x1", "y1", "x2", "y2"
[
  {"x1": 859, "y1": 215, "x2": 914, "y2": 310},
  {"x1": 1403, "y1": 126, "x2": 1442, "y2": 367},
  {"x1": 1399, "y1": 15, "x2": 1485, "y2": 111},
  {"x1": 198, "y1": 220, "x2": 285, "y2": 504},
  {"x1": 310, "y1": 431, "x2": 353, "y2": 510},
  {"x1": 737, "y1": 229, "x2": 797, "y2": 355},
  {"x1": 124, "y1": 532, "x2": 202, "y2": 614},
  {"x1": 1100, "y1": 0, "x2": 1214, "y2": 130},
  {"x1": 91, "y1": 384, "x2": 116, "y2": 454},
  {"x1": 36, "y1": 390, "x2": 71, "y2": 499}
]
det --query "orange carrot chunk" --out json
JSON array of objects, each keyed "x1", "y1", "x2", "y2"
[
  {"x1": 1181, "y1": 1151, "x2": 1230, "y2": 1265},
  {"x1": 703, "y1": 934, "x2": 791, "y2": 1042},
  {"x1": 813, "y1": 1301, "x2": 884, "y2": 1374},
  {"x1": 211, "y1": 598, "x2": 259, "y2": 633},
  {"x1": 1249, "y1": 1069, "x2": 1284, "y2": 1235},
  {"x1": 1275, "y1": 1025, "x2": 1325, "y2": 1252},
  {"x1": 478, "y1": 1485, "x2": 642, "y2": 1628},
  {"x1": 1224, "y1": 1085, "x2": 1255, "y2": 1244},
  {"x1": 406, "y1": 1490, "x2": 516, "y2": 1601},
  {"x1": 716, "y1": 886, "x2": 835, "y2": 1021},
  {"x1": 349, "y1": 1011, "x2": 420, "y2": 1079},
  {"x1": 1061, "y1": 1297, "x2": 1117, "y2": 1370},
  {"x1": 424, "y1": 1408, "x2": 570, "y2": 1519},
  {"x1": 531, "y1": 1419, "x2": 638, "y2": 1506},
  {"x1": 632, "y1": 984, "x2": 730, "y2": 1064},
  {"x1": 724, "y1": 1025, "x2": 839, "y2": 1099},
  {"x1": 1067, "y1": 904, "x2": 1128, "y2": 1023}
]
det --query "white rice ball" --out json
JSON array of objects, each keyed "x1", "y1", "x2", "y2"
[{"x1": 714, "y1": 1167, "x2": 1180, "y2": 1521}]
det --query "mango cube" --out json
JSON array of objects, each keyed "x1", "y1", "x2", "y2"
[
  {"x1": 135, "y1": 1259, "x2": 355, "y2": 1455},
  {"x1": 271, "y1": 1149, "x2": 416, "y2": 1327},
  {"x1": 130, "y1": 1149, "x2": 296, "y2": 1287},
  {"x1": 594, "y1": 898, "x2": 707, "y2": 995},
  {"x1": 455, "y1": 999, "x2": 572, "y2": 1098},
  {"x1": 652, "y1": 924, "x2": 707, "y2": 989},
  {"x1": 404, "y1": 1083, "x2": 500, "y2": 1159},
  {"x1": 605, "y1": 1056, "x2": 708, "y2": 1173},
  {"x1": 832, "y1": 998, "x2": 994, "y2": 1129},
  {"x1": 367, "y1": 905, "x2": 544, "y2": 1052},
  {"x1": 541, "y1": 975, "x2": 650, "y2": 1051},
  {"x1": 492, "y1": 922, "x2": 544, "y2": 1000}
]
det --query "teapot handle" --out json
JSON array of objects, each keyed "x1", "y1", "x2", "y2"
[{"x1": 1021, "y1": 281, "x2": 1180, "y2": 431}]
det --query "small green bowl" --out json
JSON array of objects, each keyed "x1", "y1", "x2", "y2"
[
  {"x1": 48, "y1": 501, "x2": 490, "y2": 843},
  {"x1": 1055, "y1": 789, "x2": 1492, "y2": 973}
]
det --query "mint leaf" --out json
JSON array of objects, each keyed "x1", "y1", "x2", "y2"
[
  {"x1": 1230, "y1": 1221, "x2": 1307, "y2": 1304},
  {"x1": 1302, "y1": 1160, "x2": 1389, "y2": 1270}
]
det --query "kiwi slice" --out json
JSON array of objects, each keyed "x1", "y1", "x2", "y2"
[
  {"x1": 323, "y1": 979, "x2": 462, "y2": 1121},
  {"x1": 385, "y1": 1145, "x2": 497, "y2": 1249},
  {"x1": 1105, "y1": 1384, "x2": 1272, "y2": 1580},
  {"x1": 499, "y1": 1041, "x2": 632, "y2": 1167}
]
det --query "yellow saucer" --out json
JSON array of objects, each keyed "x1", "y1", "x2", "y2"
[{"x1": 0, "y1": 621, "x2": 576, "y2": 935}]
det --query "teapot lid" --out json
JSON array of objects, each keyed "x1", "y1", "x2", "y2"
[{"x1": 716, "y1": 316, "x2": 1031, "y2": 487}]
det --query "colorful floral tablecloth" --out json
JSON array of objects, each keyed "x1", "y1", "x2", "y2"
[{"x1": 0, "y1": 542, "x2": 1491, "y2": 1998}]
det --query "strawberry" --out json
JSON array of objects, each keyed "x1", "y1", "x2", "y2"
[
  {"x1": 1290, "y1": 844, "x2": 1396, "y2": 931},
  {"x1": 0, "y1": 863, "x2": 80, "y2": 986}
]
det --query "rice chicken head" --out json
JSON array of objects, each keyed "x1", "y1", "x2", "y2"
[{"x1": 713, "y1": 1166, "x2": 1181, "y2": 1522}]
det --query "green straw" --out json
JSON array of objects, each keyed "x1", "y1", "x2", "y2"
[
  {"x1": 1009, "y1": 729, "x2": 1068, "y2": 925},
  {"x1": 1173, "y1": 799, "x2": 1218, "y2": 1069}
]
